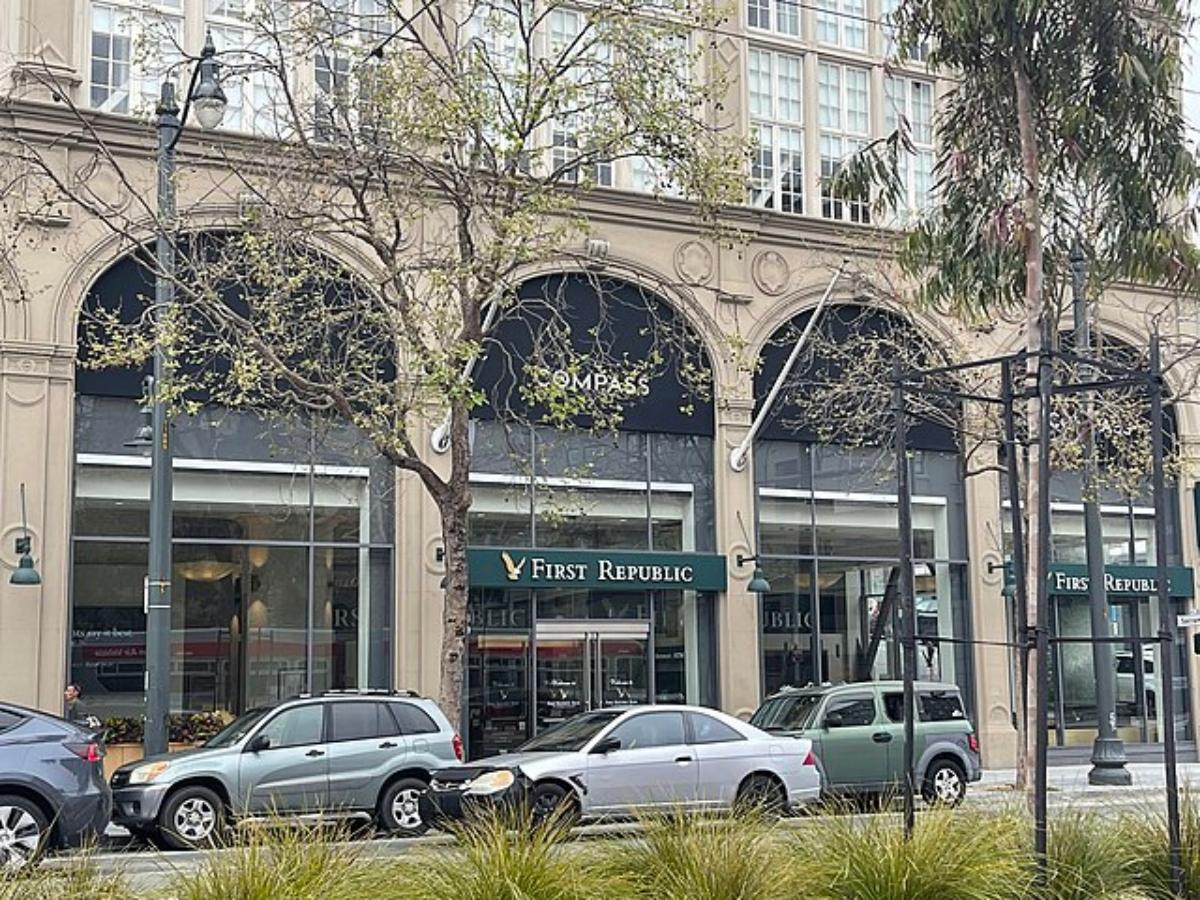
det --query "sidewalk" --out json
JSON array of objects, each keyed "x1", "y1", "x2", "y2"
[{"x1": 980, "y1": 763, "x2": 1200, "y2": 795}]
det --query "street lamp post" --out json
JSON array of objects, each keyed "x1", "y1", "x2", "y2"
[
  {"x1": 1071, "y1": 238, "x2": 1130, "y2": 786},
  {"x1": 143, "y1": 35, "x2": 226, "y2": 757}
]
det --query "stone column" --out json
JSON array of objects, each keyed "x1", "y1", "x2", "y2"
[
  {"x1": 965, "y1": 440, "x2": 1019, "y2": 766},
  {"x1": 713, "y1": 396, "x2": 762, "y2": 718},
  {"x1": 393, "y1": 414, "x2": 452, "y2": 699},
  {"x1": 0, "y1": 342, "x2": 76, "y2": 711}
]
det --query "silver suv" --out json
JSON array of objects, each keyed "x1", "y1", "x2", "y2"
[{"x1": 110, "y1": 690, "x2": 462, "y2": 849}]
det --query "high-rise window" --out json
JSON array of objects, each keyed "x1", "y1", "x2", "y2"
[
  {"x1": 817, "y1": 61, "x2": 871, "y2": 223},
  {"x1": 748, "y1": 48, "x2": 804, "y2": 214},
  {"x1": 747, "y1": 0, "x2": 799, "y2": 37},
  {"x1": 885, "y1": 76, "x2": 936, "y2": 217},
  {"x1": 547, "y1": 8, "x2": 613, "y2": 187},
  {"x1": 814, "y1": 0, "x2": 866, "y2": 51},
  {"x1": 881, "y1": 0, "x2": 929, "y2": 61},
  {"x1": 89, "y1": 2, "x2": 182, "y2": 114}
]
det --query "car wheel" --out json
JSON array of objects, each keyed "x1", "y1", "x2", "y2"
[
  {"x1": 158, "y1": 785, "x2": 225, "y2": 850},
  {"x1": 735, "y1": 774, "x2": 786, "y2": 818},
  {"x1": 922, "y1": 758, "x2": 967, "y2": 807},
  {"x1": 0, "y1": 795, "x2": 49, "y2": 872},
  {"x1": 378, "y1": 777, "x2": 430, "y2": 837},
  {"x1": 530, "y1": 782, "x2": 579, "y2": 830}
]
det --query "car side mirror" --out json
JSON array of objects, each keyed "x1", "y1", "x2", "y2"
[
  {"x1": 591, "y1": 736, "x2": 621, "y2": 754},
  {"x1": 823, "y1": 712, "x2": 843, "y2": 729},
  {"x1": 246, "y1": 734, "x2": 271, "y2": 753}
]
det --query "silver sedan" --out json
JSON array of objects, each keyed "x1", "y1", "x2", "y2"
[{"x1": 424, "y1": 704, "x2": 820, "y2": 824}]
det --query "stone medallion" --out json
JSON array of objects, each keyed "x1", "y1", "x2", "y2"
[
  {"x1": 674, "y1": 240, "x2": 714, "y2": 286},
  {"x1": 752, "y1": 250, "x2": 790, "y2": 296}
]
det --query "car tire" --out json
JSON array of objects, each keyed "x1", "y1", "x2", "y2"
[
  {"x1": 378, "y1": 777, "x2": 430, "y2": 837},
  {"x1": 734, "y1": 774, "x2": 787, "y2": 818},
  {"x1": 157, "y1": 785, "x2": 226, "y2": 850},
  {"x1": 922, "y1": 758, "x2": 967, "y2": 807},
  {"x1": 529, "y1": 782, "x2": 579, "y2": 830},
  {"x1": 0, "y1": 794, "x2": 50, "y2": 872}
]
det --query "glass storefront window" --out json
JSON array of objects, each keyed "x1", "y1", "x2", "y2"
[
  {"x1": 754, "y1": 442, "x2": 972, "y2": 711},
  {"x1": 70, "y1": 405, "x2": 395, "y2": 722}
]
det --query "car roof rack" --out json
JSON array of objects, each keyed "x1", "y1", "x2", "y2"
[{"x1": 317, "y1": 688, "x2": 421, "y2": 698}]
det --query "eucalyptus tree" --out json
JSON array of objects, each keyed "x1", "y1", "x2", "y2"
[
  {"x1": 844, "y1": 0, "x2": 1200, "y2": 788},
  {"x1": 1, "y1": 0, "x2": 744, "y2": 726}
]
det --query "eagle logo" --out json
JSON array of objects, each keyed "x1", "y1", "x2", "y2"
[{"x1": 501, "y1": 552, "x2": 526, "y2": 582}]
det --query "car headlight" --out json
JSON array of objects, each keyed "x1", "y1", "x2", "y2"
[
  {"x1": 466, "y1": 769, "x2": 516, "y2": 795},
  {"x1": 128, "y1": 761, "x2": 170, "y2": 784}
]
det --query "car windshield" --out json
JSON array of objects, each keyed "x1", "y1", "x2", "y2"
[
  {"x1": 204, "y1": 707, "x2": 272, "y2": 748},
  {"x1": 750, "y1": 694, "x2": 822, "y2": 732},
  {"x1": 516, "y1": 710, "x2": 623, "y2": 753}
]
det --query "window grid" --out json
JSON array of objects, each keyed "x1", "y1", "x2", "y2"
[
  {"x1": 884, "y1": 75, "x2": 935, "y2": 217},
  {"x1": 547, "y1": 8, "x2": 613, "y2": 188},
  {"x1": 817, "y1": 61, "x2": 871, "y2": 223},
  {"x1": 748, "y1": 47, "x2": 804, "y2": 214},
  {"x1": 814, "y1": 0, "x2": 866, "y2": 51},
  {"x1": 747, "y1": 0, "x2": 799, "y2": 37},
  {"x1": 89, "y1": 2, "x2": 182, "y2": 115}
]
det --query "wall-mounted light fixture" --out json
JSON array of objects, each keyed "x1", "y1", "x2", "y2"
[
  {"x1": 735, "y1": 553, "x2": 770, "y2": 594},
  {"x1": 10, "y1": 483, "x2": 41, "y2": 586}
]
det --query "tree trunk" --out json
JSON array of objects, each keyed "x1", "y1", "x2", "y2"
[
  {"x1": 437, "y1": 497, "x2": 471, "y2": 732},
  {"x1": 436, "y1": 398, "x2": 475, "y2": 733},
  {"x1": 1012, "y1": 58, "x2": 1044, "y2": 797}
]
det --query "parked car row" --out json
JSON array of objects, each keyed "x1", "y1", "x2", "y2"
[{"x1": 0, "y1": 680, "x2": 980, "y2": 869}]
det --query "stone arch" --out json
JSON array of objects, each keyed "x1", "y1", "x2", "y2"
[
  {"x1": 52, "y1": 208, "x2": 388, "y2": 348},
  {"x1": 509, "y1": 252, "x2": 729, "y2": 391},
  {"x1": 749, "y1": 296, "x2": 966, "y2": 452},
  {"x1": 744, "y1": 277, "x2": 970, "y2": 372},
  {"x1": 475, "y1": 265, "x2": 718, "y2": 437}
]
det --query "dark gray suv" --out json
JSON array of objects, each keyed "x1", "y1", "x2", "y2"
[
  {"x1": 0, "y1": 702, "x2": 111, "y2": 871},
  {"x1": 111, "y1": 690, "x2": 462, "y2": 849}
]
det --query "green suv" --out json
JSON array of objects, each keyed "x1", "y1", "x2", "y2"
[{"x1": 750, "y1": 681, "x2": 981, "y2": 806}]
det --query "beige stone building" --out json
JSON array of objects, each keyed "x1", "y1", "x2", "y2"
[{"x1": 1, "y1": 0, "x2": 1199, "y2": 769}]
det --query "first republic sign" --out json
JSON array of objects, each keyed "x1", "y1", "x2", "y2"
[{"x1": 466, "y1": 548, "x2": 728, "y2": 592}]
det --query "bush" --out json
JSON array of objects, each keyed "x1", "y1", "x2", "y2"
[
  {"x1": 1041, "y1": 808, "x2": 1147, "y2": 899},
  {"x1": 796, "y1": 807, "x2": 1031, "y2": 900},
  {"x1": 1117, "y1": 789, "x2": 1200, "y2": 899},
  {"x1": 103, "y1": 710, "x2": 232, "y2": 745},
  {"x1": 599, "y1": 811, "x2": 802, "y2": 900},
  {"x1": 384, "y1": 808, "x2": 626, "y2": 900},
  {"x1": 168, "y1": 823, "x2": 374, "y2": 900},
  {"x1": 0, "y1": 859, "x2": 129, "y2": 900}
]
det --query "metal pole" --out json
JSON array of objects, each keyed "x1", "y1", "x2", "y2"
[
  {"x1": 1150, "y1": 334, "x2": 1183, "y2": 897},
  {"x1": 1001, "y1": 358, "x2": 1031, "y2": 763},
  {"x1": 145, "y1": 81, "x2": 179, "y2": 758},
  {"x1": 1033, "y1": 319, "x2": 1053, "y2": 878},
  {"x1": 729, "y1": 262, "x2": 847, "y2": 472},
  {"x1": 1071, "y1": 239, "x2": 1129, "y2": 785},
  {"x1": 894, "y1": 359, "x2": 916, "y2": 837}
]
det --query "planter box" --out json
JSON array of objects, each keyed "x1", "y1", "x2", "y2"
[{"x1": 103, "y1": 742, "x2": 198, "y2": 781}]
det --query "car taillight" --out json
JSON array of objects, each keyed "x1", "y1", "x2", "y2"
[
  {"x1": 967, "y1": 733, "x2": 980, "y2": 755},
  {"x1": 802, "y1": 751, "x2": 816, "y2": 767},
  {"x1": 452, "y1": 732, "x2": 464, "y2": 762},
  {"x1": 66, "y1": 741, "x2": 104, "y2": 763}
]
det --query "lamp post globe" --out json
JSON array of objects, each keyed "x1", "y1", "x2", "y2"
[{"x1": 192, "y1": 33, "x2": 227, "y2": 131}]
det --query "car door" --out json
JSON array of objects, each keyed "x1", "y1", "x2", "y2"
[
  {"x1": 879, "y1": 689, "x2": 913, "y2": 789},
  {"x1": 326, "y1": 701, "x2": 408, "y2": 811},
  {"x1": 686, "y1": 711, "x2": 751, "y2": 808},
  {"x1": 585, "y1": 711, "x2": 696, "y2": 814},
  {"x1": 816, "y1": 691, "x2": 889, "y2": 791},
  {"x1": 238, "y1": 702, "x2": 328, "y2": 814}
]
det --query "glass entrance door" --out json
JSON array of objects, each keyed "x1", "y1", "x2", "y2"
[{"x1": 534, "y1": 620, "x2": 651, "y2": 736}]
